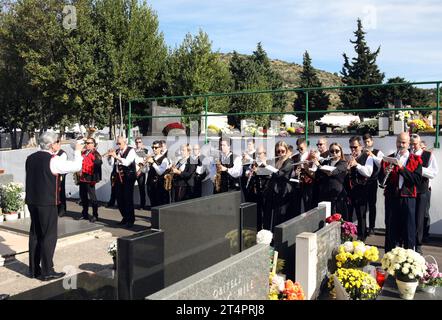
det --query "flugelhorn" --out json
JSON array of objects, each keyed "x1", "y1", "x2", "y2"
[{"x1": 379, "y1": 163, "x2": 395, "y2": 189}]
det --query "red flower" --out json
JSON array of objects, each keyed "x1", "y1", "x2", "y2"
[{"x1": 326, "y1": 213, "x2": 342, "y2": 224}]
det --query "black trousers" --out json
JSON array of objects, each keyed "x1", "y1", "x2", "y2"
[
  {"x1": 350, "y1": 185, "x2": 368, "y2": 240},
  {"x1": 28, "y1": 205, "x2": 58, "y2": 277},
  {"x1": 385, "y1": 196, "x2": 416, "y2": 252},
  {"x1": 108, "y1": 176, "x2": 116, "y2": 206},
  {"x1": 366, "y1": 180, "x2": 378, "y2": 230},
  {"x1": 415, "y1": 190, "x2": 430, "y2": 247},
  {"x1": 115, "y1": 176, "x2": 136, "y2": 223},
  {"x1": 424, "y1": 190, "x2": 431, "y2": 239},
  {"x1": 136, "y1": 173, "x2": 146, "y2": 208},
  {"x1": 79, "y1": 182, "x2": 98, "y2": 218},
  {"x1": 147, "y1": 181, "x2": 169, "y2": 208},
  {"x1": 57, "y1": 174, "x2": 66, "y2": 215},
  {"x1": 173, "y1": 185, "x2": 191, "y2": 203}
]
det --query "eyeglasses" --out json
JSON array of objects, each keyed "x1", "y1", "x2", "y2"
[
  {"x1": 349, "y1": 146, "x2": 358, "y2": 149},
  {"x1": 330, "y1": 149, "x2": 341, "y2": 154},
  {"x1": 316, "y1": 143, "x2": 323, "y2": 146},
  {"x1": 152, "y1": 146, "x2": 160, "y2": 149},
  {"x1": 86, "y1": 142, "x2": 94, "y2": 145},
  {"x1": 411, "y1": 134, "x2": 419, "y2": 138},
  {"x1": 276, "y1": 149, "x2": 286, "y2": 154},
  {"x1": 116, "y1": 143, "x2": 121, "y2": 145}
]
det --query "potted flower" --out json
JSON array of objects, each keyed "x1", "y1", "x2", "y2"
[
  {"x1": 0, "y1": 182, "x2": 24, "y2": 221},
  {"x1": 107, "y1": 240, "x2": 117, "y2": 269},
  {"x1": 328, "y1": 268, "x2": 381, "y2": 300},
  {"x1": 335, "y1": 241, "x2": 379, "y2": 269},
  {"x1": 381, "y1": 247, "x2": 426, "y2": 299},
  {"x1": 418, "y1": 256, "x2": 442, "y2": 294},
  {"x1": 325, "y1": 213, "x2": 357, "y2": 243}
]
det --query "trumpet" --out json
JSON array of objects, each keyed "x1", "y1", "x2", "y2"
[
  {"x1": 102, "y1": 149, "x2": 116, "y2": 158},
  {"x1": 136, "y1": 155, "x2": 153, "y2": 176}
]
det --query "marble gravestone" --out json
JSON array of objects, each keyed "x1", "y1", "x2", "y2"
[
  {"x1": 0, "y1": 174, "x2": 13, "y2": 186},
  {"x1": 151, "y1": 192, "x2": 243, "y2": 287},
  {"x1": 147, "y1": 244, "x2": 269, "y2": 300},
  {"x1": 273, "y1": 206, "x2": 326, "y2": 280},
  {"x1": 314, "y1": 222, "x2": 341, "y2": 298},
  {"x1": 147, "y1": 100, "x2": 182, "y2": 136}
]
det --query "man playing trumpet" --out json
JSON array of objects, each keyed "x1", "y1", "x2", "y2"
[
  {"x1": 107, "y1": 137, "x2": 137, "y2": 228},
  {"x1": 134, "y1": 137, "x2": 151, "y2": 210},
  {"x1": 347, "y1": 136, "x2": 374, "y2": 241},
  {"x1": 379, "y1": 132, "x2": 422, "y2": 252}
]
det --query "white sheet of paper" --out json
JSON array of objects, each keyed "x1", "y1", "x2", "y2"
[
  {"x1": 264, "y1": 165, "x2": 278, "y2": 173},
  {"x1": 382, "y1": 156, "x2": 400, "y2": 165},
  {"x1": 319, "y1": 165, "x2": 336, "y2": 172},
  {"x1": 256, "y1": 167, "x2": 274, "y2": 175},
  {"x1": 290, "y1": 178, "x2": 300, "y2": 183}
]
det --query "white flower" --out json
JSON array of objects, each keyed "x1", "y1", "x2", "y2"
[
  {"x1": 343, "y1": 241, "x2": 354, "y2": 253},
  {"x1": 402, "y1": 267, "x2": 409, "y2": 274},
  {"x1": 272, "y1": 274, "x2": 285, "y2": 292},
  {"x1": 256, "y1": 230, "x2": 273, "y2": 245}
]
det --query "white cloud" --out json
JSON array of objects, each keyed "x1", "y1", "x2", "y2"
[{"x1": 148, "y1": 0, "x2": 442, "y2": 81}]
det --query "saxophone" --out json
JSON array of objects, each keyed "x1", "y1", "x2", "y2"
[
  {"x1": 214, "y1": 160, "x2": 222, "y2": 192},
  {"x1": 163, "y1": 163, "x2": 175, "y2": 191}
]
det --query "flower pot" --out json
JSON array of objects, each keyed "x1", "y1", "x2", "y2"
[
  {"x1": 396, "y1": 278, "x2": 418, "y2": 300},
  {"x1": 4, "y1": 212, "x2": 18, "y2": 222}
]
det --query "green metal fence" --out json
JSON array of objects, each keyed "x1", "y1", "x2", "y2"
[{"x1": 128, "y1": 81, "x2": 441, "y2": 148}]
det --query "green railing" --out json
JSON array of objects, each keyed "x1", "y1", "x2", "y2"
[{"x1": 128, "y1": 81, "x2": 441, "y2": 148}]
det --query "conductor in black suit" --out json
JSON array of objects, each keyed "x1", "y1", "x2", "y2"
[{"x1": 25, "y1": 133, "x2": 83, "y2": 281}]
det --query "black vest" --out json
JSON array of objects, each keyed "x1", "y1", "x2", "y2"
[
  {"x1": 220, "y1": 153, "x2": 240, "y2": 191},
  {"x1": 147, "y1": 153, "x2": 167, "y2": 183},
  {"x1": 367, "y1": 149, "x2": 380, "y2": 181},
  {"x1": 25, "y1": 151, "x2": 59, "y2": 206},
  {"x1": 417, "y1": 150, "x2": 431, "y2": 194},
  {"x1": 350, "y1": 152, "x2": 369, "y2": 186},
  {"x1": 113, "y1": 147, "x2": 136, "y2": 178}
]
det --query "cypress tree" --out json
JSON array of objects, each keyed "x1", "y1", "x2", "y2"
[
  {"x1": 294, "y1": 51, "x2": 330, "y2": 122},
  {"x1": 340, "y1": 18, "x2": 384, "y2": 117}
]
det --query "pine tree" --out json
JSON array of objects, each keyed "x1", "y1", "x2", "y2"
[
  {"x1": 252, "y1": 42, "x2": 286, "y2": 115},
  {"x1": 229, "y1": 51, "x2": 272, "y2": 127},
  {"x1": 163, "y1": 29, "x2": 232, "y2": 120},
  {"x1": 340, "y1": 19, "x2": 385, "y2": 117},
  {"x1": 294, "y1": 51, "x2": 330, "y2": 122}
]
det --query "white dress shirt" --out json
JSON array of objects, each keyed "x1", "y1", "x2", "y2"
[
  {"x1": 221, "y1": 152, "x2": 243, "y2": 178},
  {"x1": 49, "y1": 150, "x2": 83, "y2": 174},
  {"x1": 152, "y1": 154, "x2": 169, "y2": 176},
  {"x1": 356, "y1": 154, "x2": 374, "y2": 178},
  {"x1": 412, "y1": 148, "x2": 439, "y2": 185},
  {"x1": 108, "y1": 147, "x2": 137, "y2": 168},
  {"x1": 397, "y1": 150, "x2": 410, "y2": 189}
]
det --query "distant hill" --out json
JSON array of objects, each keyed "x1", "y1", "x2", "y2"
[{"x1": 218, "y1": 53, "x2": 343, "y2": 110}]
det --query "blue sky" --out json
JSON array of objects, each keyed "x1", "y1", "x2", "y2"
[{"x1": 148, "y1": 0, "x2": 442, "y2": 84}]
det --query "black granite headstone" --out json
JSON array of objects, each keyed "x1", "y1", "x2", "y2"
[
  {"x1": 273, "y1": 206, "x2": 326, "y2": 280},
  {"x1": 117, "y1": 229, "x2": 164, "y2": 300},
  {"x1": 239, "y1": 202, "x2": 257, "y2": 251},
  {"x1": 151, "y1": 192, "x2": 241, "y2": 287}
]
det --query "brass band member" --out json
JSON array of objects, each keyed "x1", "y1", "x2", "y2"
[
  {"x1": 146, "y1": 140, "x2": 170, "y2": 207},
  {"x1": 312, "y1": 143, "x2": 347, "y2": 214},
  {"x1": 291, "y1": 138, "x2": 315, "y2": 217},
  {"x1": 134, "y1": 137, "x2": 151, "y2": 210},
  {"x1": 312, "y1": 137, "x2": 329, "y2": 208},
  {"x1": 171, "y1": 144, "x2": 196, "y2": 202},
  {"x1": 107, "y1": 137, "x2": 137, "y2": 228},
  {"x1": 78, "y1": 138, "x2": 102, "y2": 222},
  {"x1": 347, "y1": 136, "x2": 374, "y2": 241},
  {"x1": 263, "y1": 141, "x2": 293, "y2": 232},
  {"x1": 379, "y1": 132, "x2": 422, "y2": 252},
  {"x1": 216, "y1": 139, "x2": 243, "y2": 193},
  {"x1": 191, "y1": 144, "x2": 208, "y2": 198},
  {"x1": 362, "y1": 133, "x2": 385, "y2": 235},
  {"x1": 410, "y1": 133, "x2": 438, "y2": 254},
  {"x1": 241, "y1": 139, "x2": 256, "y2": 202},
  {"x1": 246, "y1": 145, "x2": 272, "y2": 231}
]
